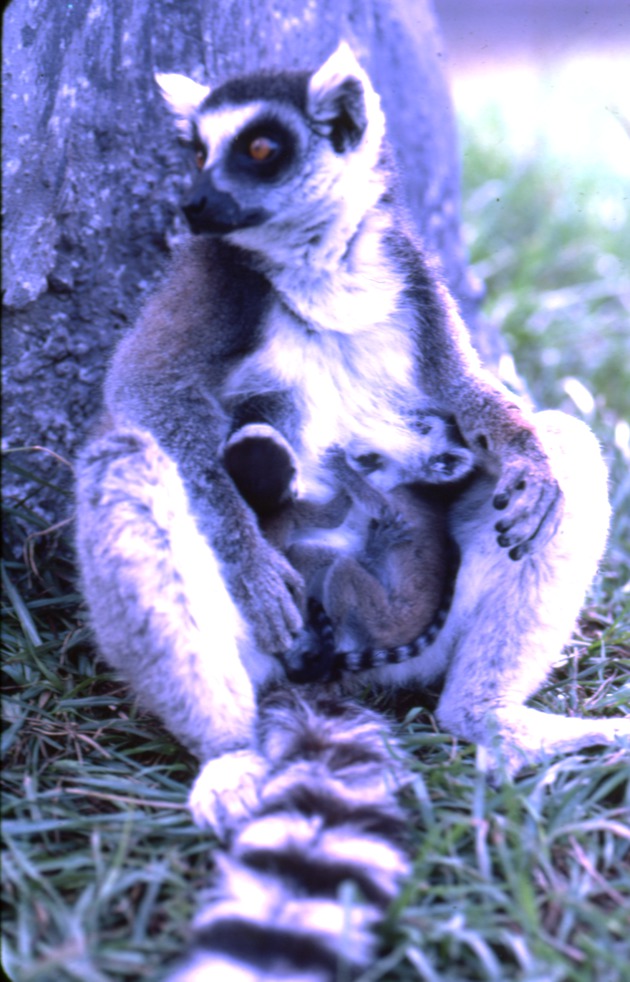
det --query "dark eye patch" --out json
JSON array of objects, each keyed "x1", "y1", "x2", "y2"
[
  {"x1": 228, "y1": 118, "x2": 296, "y2": 180},
  {"x1": 355, "y1": 452, "x2": 383, "y2": 473}
]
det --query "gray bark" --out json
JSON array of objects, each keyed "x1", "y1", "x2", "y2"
[{"x1": 2, "y1": 0, "x2": 489, "y2": 530}]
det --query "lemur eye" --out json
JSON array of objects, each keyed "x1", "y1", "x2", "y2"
[
  {"x1": 355, "y1": 452, "x2": 383, "y2": 472},
  {"x1": 248, "y1": 136, "x2": 278, "y2": 162},
  {"x1": 194, "y1": 148, "x2": 206, "y2": 170},
  {"x1": 230, "y1": 120, "x2": 294, "y2": 180}
]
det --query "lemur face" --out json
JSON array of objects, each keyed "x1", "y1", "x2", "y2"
[
  {"x1": 156, "y1": 43, "x2": 387, "y2": 246},
  {"x1": 179, "y1": 96, "x2": 311, "y2": 235}
]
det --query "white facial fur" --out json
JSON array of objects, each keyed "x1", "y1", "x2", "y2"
[{"x1": 195, "y1": 103, "x2": 272, "y2": 170}]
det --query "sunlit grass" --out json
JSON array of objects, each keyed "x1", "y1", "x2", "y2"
[{"x1": 2, "y1": 88, "x2": 630, "y2": 982}]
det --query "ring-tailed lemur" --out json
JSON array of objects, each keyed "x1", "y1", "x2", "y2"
[
  {"x1": 75, "y1": 42, "x2": 628, "y2": 980},
  {"x1": 222, "y1": 419, "x2": 469, "y2": 681}
]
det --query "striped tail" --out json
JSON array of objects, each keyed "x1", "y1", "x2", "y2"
[
  {"x1": 166, "y1": 687, "x2": 411, "y2": 981},
  {"x1": 284, "y1": 539, "x2": 461, "y2": 684}
]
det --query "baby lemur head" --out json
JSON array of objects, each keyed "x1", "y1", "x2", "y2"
[{"x1": 156, "y1": 43, "x2": 388, "y2": 258}]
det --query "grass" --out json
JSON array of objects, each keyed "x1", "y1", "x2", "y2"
[{"x1": 2, "y1": 100, "x2": 630, "y2": 981}]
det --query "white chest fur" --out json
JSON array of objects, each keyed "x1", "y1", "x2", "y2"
[{"x1": 223, "y1": 303, "x2": 422, "y2": 498}]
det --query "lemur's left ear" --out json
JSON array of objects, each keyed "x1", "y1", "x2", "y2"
[
  {"x1": 307, "y1": 42, "x2": 378, "y2": 152},
  {"x1": 155, "y1": 73, "x2": 210, "y2": 139}
]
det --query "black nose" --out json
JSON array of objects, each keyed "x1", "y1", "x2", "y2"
[
  {"x1": 182, "y1": 180, "x2": 243, "y2": 234},
  {"x1": 182, "y1": 176, "x2": 267, "y2": 235}
]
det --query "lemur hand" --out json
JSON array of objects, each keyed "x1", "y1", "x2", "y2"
[
  {"x1": 493, "y1": 447, "x2": 562, "y2": 560},
  {"x1": 231, "y1": 538, "x2": 305, "y2": 652}
]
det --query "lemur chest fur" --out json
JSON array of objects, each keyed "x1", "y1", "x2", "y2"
[{"x1": 222, "y1": 253, "x2": 421, "y2": 496}]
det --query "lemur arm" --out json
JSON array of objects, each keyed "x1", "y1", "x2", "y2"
[
  {"x1": 403, "y1": 243, "x2": 562, "y2": 559},
  {"x1": 320, "y1": 447, "x2": 393, "y2": 520},
  {"x1": 102, "y1": 256, "x2": 304, "y2": 653},
  {"x1": 290, "y1": 491, "x2": 353, "y2": 530}
]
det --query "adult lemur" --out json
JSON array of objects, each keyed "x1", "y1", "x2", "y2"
[{"x1": 75, "y1": 43, "x2": 628, "y2": 981}]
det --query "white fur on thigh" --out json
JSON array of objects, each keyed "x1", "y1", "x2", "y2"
[{"x1": 76, "y1": 426, "x2": 262, "y2": 761}]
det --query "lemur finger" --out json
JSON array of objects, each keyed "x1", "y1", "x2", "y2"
[
  {"x1": 495, "y1": 481, "x2": 563, "y2": 557},
  {"x1": 254, "y1": 591, "x2": 303, "y2": 651},
  {"x1": 275, "y1": 552, "x2": 306, "y2": 601},
  {"x1": 492, "y1": 461, "x2": 528, "y2": 511},
  {"x1": 494, "y1": 477, "x2": 561, "y2": 533},
  {"x1": 490, "y1": 451, "x2": 562, "y2": 550}
]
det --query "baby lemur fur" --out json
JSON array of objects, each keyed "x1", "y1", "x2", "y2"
[{"x1": 222, "y1": 419, "x2": 469, "y2": 680}]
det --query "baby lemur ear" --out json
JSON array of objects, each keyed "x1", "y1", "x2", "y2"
[
  {"x1": 154, "y1": 72, "x2": 210, "y2": 140},
  {"x1": 307, "y1": 41, "x2": 376, "y2": 152}
]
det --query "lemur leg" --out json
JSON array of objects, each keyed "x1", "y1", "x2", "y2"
[
  {"x1": 76, "y1": 426, "x2": 279, "y2": 833},
  {"x1": 435, "y1": 410, "x2": 628, "y2": 772}
]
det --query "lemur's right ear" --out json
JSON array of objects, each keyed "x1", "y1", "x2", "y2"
[{"x1": 155, "y1": 73, "x2": 210, "y2": 139}]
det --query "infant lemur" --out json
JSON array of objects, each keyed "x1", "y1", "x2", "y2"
[
  {"x1": 75, "y1": 42, "x2": 627, "y2": 981},
  {"x1": 223, "y1": 414, "x2": 471, "y2": 681}
]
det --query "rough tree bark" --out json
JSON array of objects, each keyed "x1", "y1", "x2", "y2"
[{"x1": 2, "y1": 0, "x2": 490, "y2": 533}]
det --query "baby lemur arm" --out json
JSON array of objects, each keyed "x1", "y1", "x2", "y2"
[{"x1": 321, "y1": 447, "x2": 395, "y2": 520}]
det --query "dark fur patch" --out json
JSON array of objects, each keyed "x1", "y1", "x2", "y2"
[
  {"x1": 223, "y1": 432, "x2": 295, "y2": 515},
  {"x1": 326, "y1": 77, "x2": 367, "y2": 152},
  {"x1": 194, "y1": 917, "x2": 343, "y2": 973},
  {"x1": 239, "y1": 843, "x2": 397, "y2": 905},
  {"x1": 203, "y1": 71, "x2": 311, "y2": 114},
  {"x1": 201, "y1": 238, "x2": 272, "y2": 360},
  {"x1": 323, "y1": 740, "x2": 386, "y2": 772},
  {"x1": 229, "y1": 391, "x2": 298, "y2": 434},
  {"x1": 259, "y1": 783, "x2": 408, "y2": 842}
]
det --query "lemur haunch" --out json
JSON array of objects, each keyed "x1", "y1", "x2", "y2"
[
  {"x1": 222, "y1": 417, "x2": 470, "y2": 681},
  {"x1": 75, "y1": 42, "x2": 627, "y2": 981}
]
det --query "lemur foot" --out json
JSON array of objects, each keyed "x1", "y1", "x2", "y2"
[
  {"x1": 189, "y1": 748, "x2": 269, "y2": 840},
  {"x1": 441, "y1": 706, "x2": 630, "y2": 780}
]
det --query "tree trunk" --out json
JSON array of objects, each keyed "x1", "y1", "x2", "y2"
[{"x1": 2, "y1": 0, "x2": 490, "y2": 532}]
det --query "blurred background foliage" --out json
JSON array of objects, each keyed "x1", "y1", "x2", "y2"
[{"x1": 461, "y1": 107, "x2": 630, "y2": 423}]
